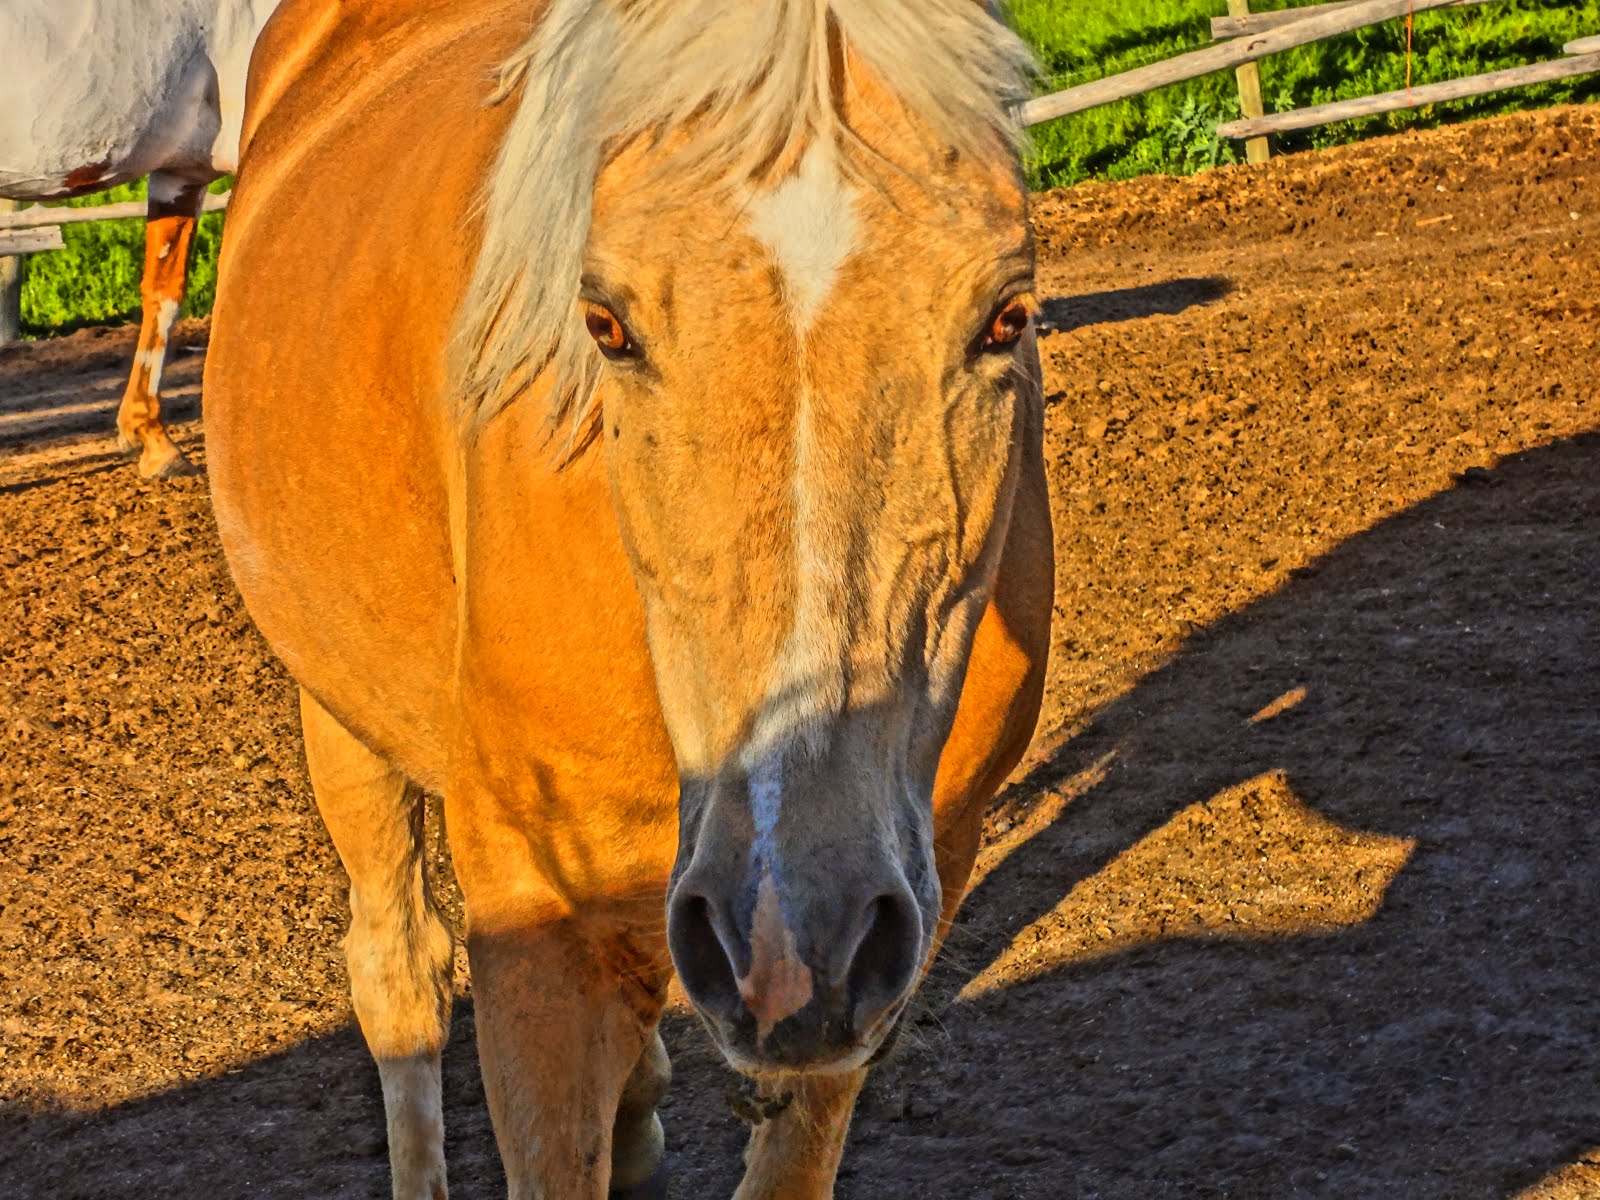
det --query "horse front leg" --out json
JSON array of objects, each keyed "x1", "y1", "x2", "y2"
[
  {"x1": 611, "y1": 1026, "x2": 671, "y2": 1197},
  {"x1": 463, "y1": 915, "x2": 668, "y2": 1199},
  {"x1": 444, "y1": 765, "x2": 671, "y2": 1200},
  {"x1": 116, "y1": 170, "x2": 205, "y2": 478},
  {"x1": 733, "y1": 1070, "x2": 868, "y2": 1200},
  {"x1": 301, "y1": 690, "x2": 455, "y2": 1200}
]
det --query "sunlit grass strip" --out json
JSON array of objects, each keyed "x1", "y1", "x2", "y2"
[
  {"x1": 17, "y1": 179, "x2": 228, "y2": 337},
  {"x1": 1016, "y1": 0, "x2": 1600, "y2": 187}
]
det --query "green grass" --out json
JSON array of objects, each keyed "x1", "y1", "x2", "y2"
[
  {"x1": 17, "y1": 178, "x2": 228, "y2": 336},
  {"x1": 14, "y1": 1, "x2": 1600, "y2": 333},
  {"x1": 1017, "y1": 0, "x2": 1600, "y2": 187}
]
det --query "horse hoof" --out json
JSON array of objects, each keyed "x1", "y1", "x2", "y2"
[
  {"x1": 138, "y1": 446, "x2": 200, "y2": 479},
  {"x1": 609, "y1": 1162, "x2": 669, "y2": 1200},
  {"x1": 116, "y1": 430, "x2": 141, "y2": 456}
]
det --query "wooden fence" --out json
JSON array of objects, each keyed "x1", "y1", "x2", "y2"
[
  {"x1": 1019, "y1": 0, "x2": 1600, "y2": 154},
  {"x1": 0, "y1": 192, "x2": 229, "y2": 345},
  {"x1": 0, "y1": 190, "x2": 229, "y2": 250}
]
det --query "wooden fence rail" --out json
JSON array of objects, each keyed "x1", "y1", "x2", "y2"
[
  {"x1": 1021, "y1": 0, "x2": 1600, "y2": 162},
  {"x1": 0, "y1": 191, "x2": 229, "y2": 236},
  {"x1": 1019, "y1": 0, "x2": 1488, "y2": 126},
  {"x1": 0, "y1": 228, "x2": 65, "y2": 257},
  {"x1": 1211, "y1": 0, "x2": 1489, "y2": 40},
  {"x1": 1217, "y1": 50, "x2": 1600, "y2": 139}
]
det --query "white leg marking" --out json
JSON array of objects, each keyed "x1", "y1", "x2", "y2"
[
  {"x1": 376, "y1": 1052, "x2": 449, "y2": 1200},
  {"x1": 144, "y1": 297, "x2": 181, "y2": 398}
]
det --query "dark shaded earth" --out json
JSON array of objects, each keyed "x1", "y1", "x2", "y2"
[{"x1": 1, "y1": 105, "x2": 1596, "y2": 1198}]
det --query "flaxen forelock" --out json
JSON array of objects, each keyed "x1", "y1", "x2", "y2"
[{"x1": 450, "y1": 0, "x2": 1035, "y2": 449}]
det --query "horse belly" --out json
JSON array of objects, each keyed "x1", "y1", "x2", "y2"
[
  {"x1": 204, "y1": 14, "x2": 523, "y2": 785},
  {"x1": 205, "y1": 357, "x2": 459, "y2": 789}
]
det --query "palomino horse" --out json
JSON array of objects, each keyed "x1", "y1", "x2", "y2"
[
  {"x1": 207, "y1": 0, "x2": 1053, "y2": 1194},
  {"x1": 0, "y1": 0, "x2": 280, "y2": 477}
]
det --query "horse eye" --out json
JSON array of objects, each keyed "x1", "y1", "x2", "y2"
[
  {"x1": 583, "y1": 303, "x2": 633, "y2": 358},
  {"x1": 981, "y1": 300, "x2": 1030, "y2": 352}
]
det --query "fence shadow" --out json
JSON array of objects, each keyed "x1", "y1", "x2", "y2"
[
  {"x1": 0, "y1": 1003, "x2": 501, "y2": 1199},
  {"x1": 0, "y1": 997, "x2": 755, "y2": 1199},
  {"x1": 1037, "y1": 276, "x2": 1232, "y2": 337},
  {"x1": 0, "y1": 329, "x2": 204, "y2": 455}
]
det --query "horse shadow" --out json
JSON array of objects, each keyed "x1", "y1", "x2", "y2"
[
  {"x1": 0, "y1": 436, "x2": 1594, "y2": 1199},
  {"x1": 843, "y1": 432, "x2": 1600, "y2": 1199}
]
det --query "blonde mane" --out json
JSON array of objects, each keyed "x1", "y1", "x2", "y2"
[{"x1": 449, "y1": 0, "x2": 1035, "y2": 445}]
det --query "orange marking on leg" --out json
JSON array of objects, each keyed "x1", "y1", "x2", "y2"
[{"x1": 117, "y1": 208, "x2": 200, "y2": 477}]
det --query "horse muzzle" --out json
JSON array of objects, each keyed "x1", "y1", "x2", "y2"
[{"x1": 667, "y1": 855, "x2": 928, "y2": 1073}]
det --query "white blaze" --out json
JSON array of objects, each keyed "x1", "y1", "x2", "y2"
[
  {"x1": 739, "y1": 145, "x2": 861, "y2": 877},
  {"x1": 745, "y1": 142, "x2": 859, "y2": 332}
]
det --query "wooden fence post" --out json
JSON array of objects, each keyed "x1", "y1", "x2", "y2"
[
  {"x1": 1228, "y1": 0, "x2": 1272, "y2": 163},
  {"x1": 0, "y1": 200, "x2": 21, "y2": 344}
]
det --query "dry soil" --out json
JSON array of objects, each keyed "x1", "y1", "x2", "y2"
[{"x1": 1, "y1": 106, "x2": 1596, "y2": 1199}]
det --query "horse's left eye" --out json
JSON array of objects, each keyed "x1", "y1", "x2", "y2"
[
  {"x1": 583, "y1": 303, "x2": 634, "y2": 359},
  {"x1": 980, "y1": 300, "x2": 1030, "y2": 352}
]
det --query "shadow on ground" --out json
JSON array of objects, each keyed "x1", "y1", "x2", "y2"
[
  {"x1": 1036, "y1": 277, "x2": 1232, "y2": 337},
  {"x1": 848, "y1": 432, "x2": 1600, "y2": 1199},
  {"x1": 1, "y1": 437, "x2": 1594, "y2": 1199},
  {"x1": 0, "y1": 328, "x2": 203, "y2": 454}
]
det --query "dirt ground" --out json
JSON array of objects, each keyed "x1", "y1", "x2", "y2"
[{"x1": 1, "y1": 104, "x2": 1596, "y2": 1198}]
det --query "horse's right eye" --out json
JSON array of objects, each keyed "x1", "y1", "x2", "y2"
[
  {"x1": 583, "y1": 303, "x2": 635, "y2": 359},
  {"x1": 980, "y1": 299, "x2": 1030, "y2": 352}
]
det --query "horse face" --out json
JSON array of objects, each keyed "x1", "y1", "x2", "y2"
[{"x1": 584, "y1": 138, "x2": 1035, "y2": 1073}]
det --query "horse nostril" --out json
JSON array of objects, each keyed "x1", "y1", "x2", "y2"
[
  {"x1": 667, "y1": 892, "x2": 743, "y2": 1019},
  {"x1": 845, "y1": 891, "x2": 920, "y2": 1025}
]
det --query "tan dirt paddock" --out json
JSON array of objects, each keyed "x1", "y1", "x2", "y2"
[{"x1": 0, "y1": 105, "x2": 1595, "y2": 1197}]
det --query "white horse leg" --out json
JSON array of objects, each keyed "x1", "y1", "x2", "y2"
[
  {"x1": 301, "y1": 689, "x2": 454, "y2": 1200},
  {"x1": 116, "y1": 170, "x2": 206, "y2": 478}
]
